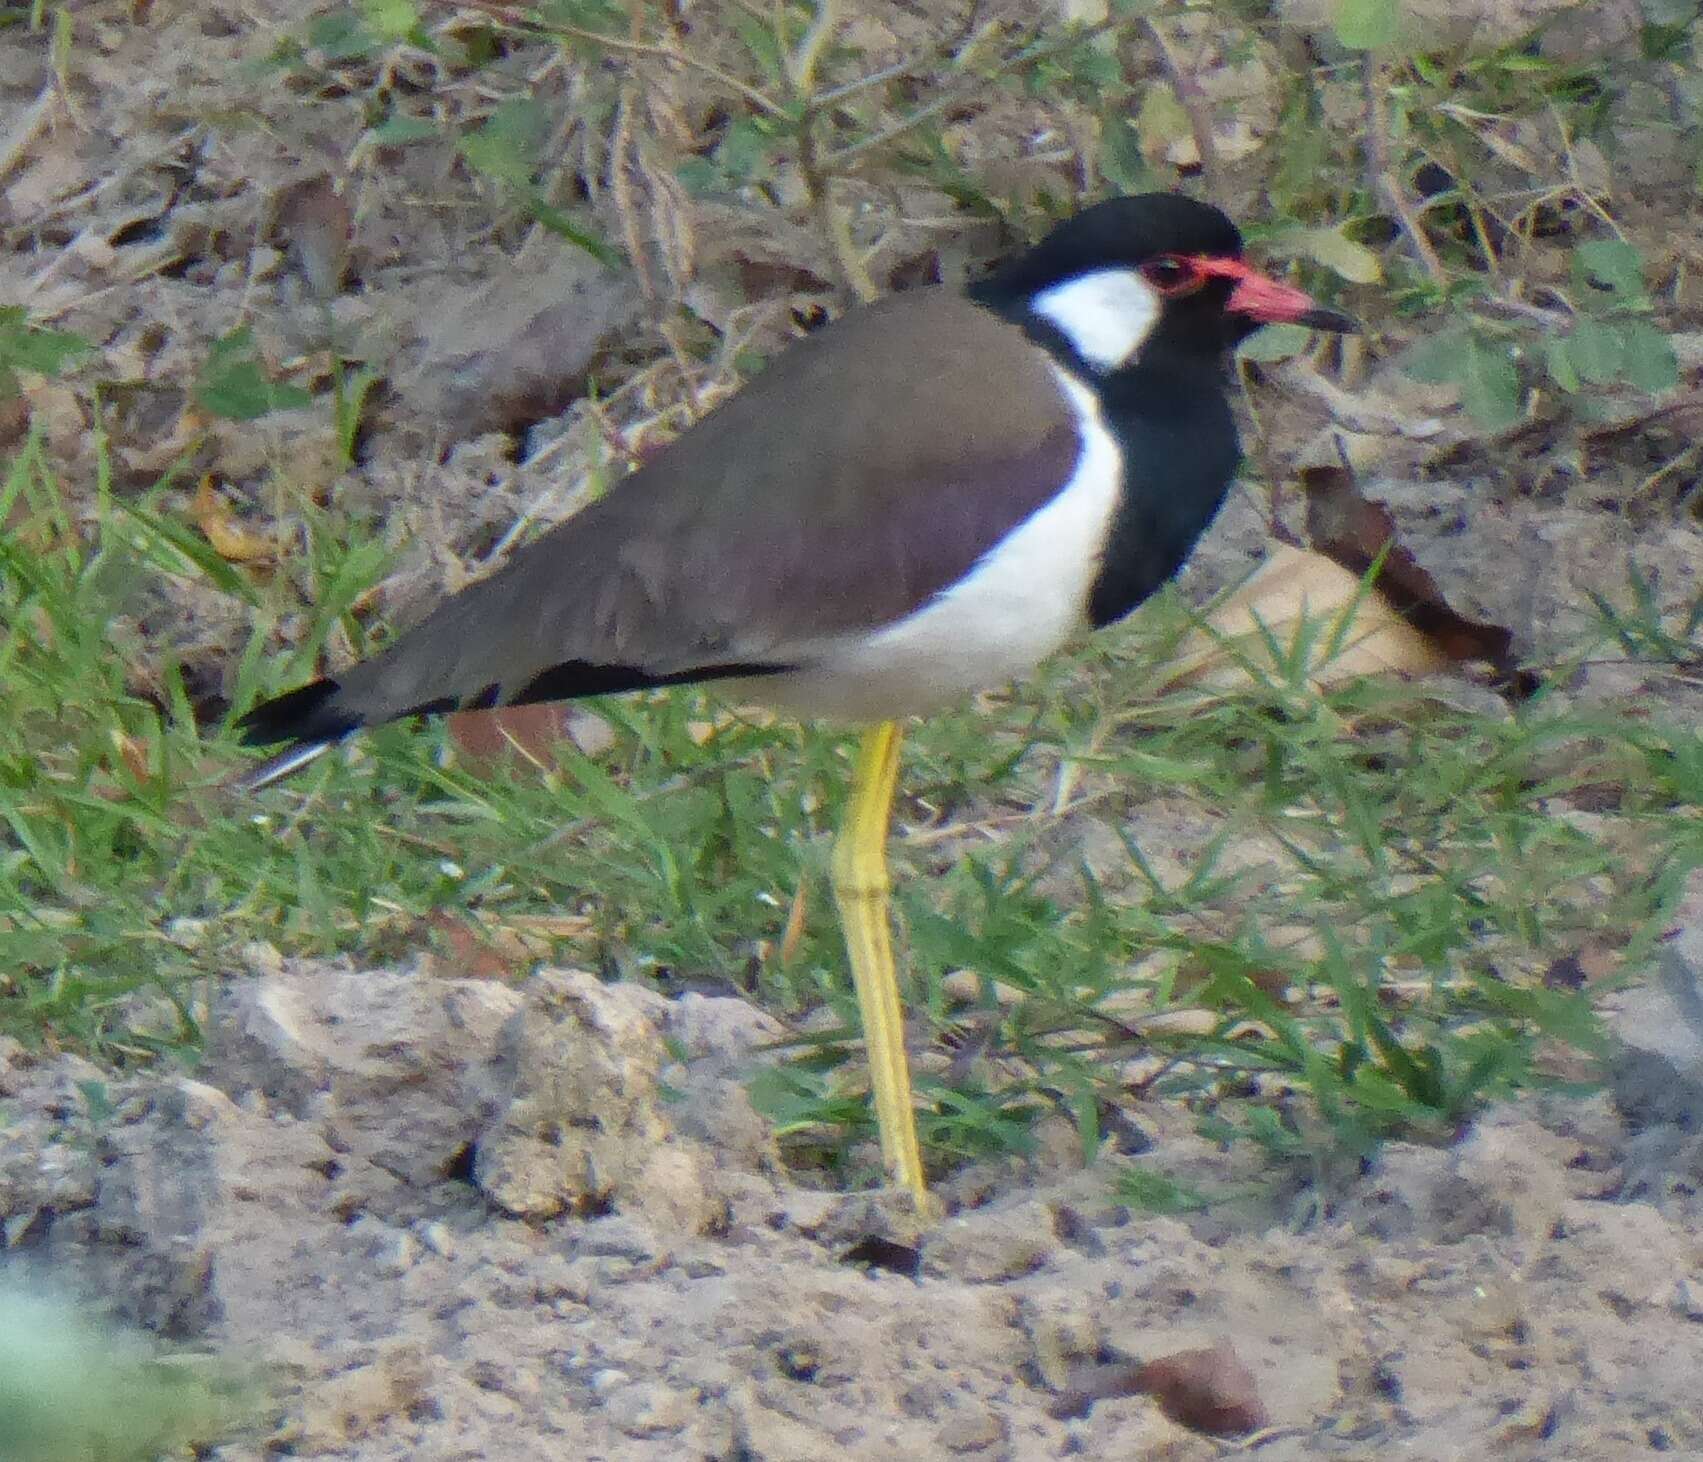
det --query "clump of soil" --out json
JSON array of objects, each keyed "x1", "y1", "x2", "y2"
[{"x1": 5, "y1": 941, "x2": 1703, "y2": 1459}]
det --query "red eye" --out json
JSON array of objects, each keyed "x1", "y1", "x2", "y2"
[{"x1": 1140, "y1": 255, "x2": 1200, "y2": 294}]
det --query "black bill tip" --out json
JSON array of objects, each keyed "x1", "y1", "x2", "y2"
[{"x1": 1296, "y1": 307, "x2": 1361, "y2": 334}]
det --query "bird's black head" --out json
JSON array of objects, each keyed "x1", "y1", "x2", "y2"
[
  {"x1": 971, "y1": 192, "x2": 1358, "y2": 374},
  {"x1": 992, "y1": 193, "x2": 1246, "y2": 291}
]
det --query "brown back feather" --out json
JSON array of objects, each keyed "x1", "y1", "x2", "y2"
[{"x1": 330, "y1": 291, "x2": 1079, "y2": 725}]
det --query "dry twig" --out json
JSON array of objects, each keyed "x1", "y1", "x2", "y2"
[
  {"x1": 1361, "y1": 55, "x2": 1447, "y2": 286},
  {"x1": 1142, "y1": 17, "x2": 1220, "y2": 202}
]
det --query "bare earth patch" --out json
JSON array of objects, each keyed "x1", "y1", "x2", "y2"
[{"x1": 4, "y1": 927, "x2": 1703, "y2": 1458}]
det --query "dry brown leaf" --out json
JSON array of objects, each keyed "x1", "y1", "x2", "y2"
[
  {"x1": 421, "y1": 911, "x2": 591, "y2": 980},
  {"x1": 1294, "y1": 224, "x2": 1383, "y2": 284},
  {"x1": 1134, "y1": 1341, "x2": 1269, "y2": 1436},
  {"x1": 271, "y1": 175, "x2": 353, "y2": 298},
  {"x1": 110, "y1": 729, "x2": 151, "y2": 784},
  {"x1": 683, "y1": 705, "x2": 776, "y2": 747},
  {"x1": 1135, "y1": 1010, "x2": 1277, "y2": 1041},
  {"x1": 4, "y1": 132, "x2": 87, "y2": 218},
  {"x1": 1136, "y1": 84, "x2": 1195, "y2": 167},
  {"x1": 0, "y1": 393, "x2": 28, "y2": 457},
  {"x1": 190, "y1": 476, "x2": 274, "y2": 563},
  {"x1": 423, "y1": 911, "x2": 528, "y2": 982},
  {"x1": 1163, "y1": 542, "x2": 1452, "y2": 694},
  {"x1": 447, "y1": 704, "x2": 615, "y2": 772},
  {"x1": 448, "y1": 703, "x2": 567, "y2": 771},
  {"x1": 502, "y1": 914, "x2": 594, "y2": 940},
  {"x1": 20, "y1": 378, "x2": 84, "y2": 456},
  {"x1": 109, "y1": 392, "x2": 206, "y2": 478},
  {"x1": 1542, "y1": 940, "x2": 1621, "y2": 990},
  {"x1": 776, "y1": 882, "x2": 809, "y2": 968},
  {"x1": 1052, "y1": 1340, "x2": 1269, "y2": 1435},
  {"x1": 400, "y1": 249, "x2": 641, "y2": 443},
  {"x1": 1169, "y1": 464, "x2": 1539, "y2": 698},
  {"x1": 1301, "y1": 466, "x2": 1534, "y2": 695},
  {"x1": 1435, "y1": 105, "x2": 1547, "y2": 176}
]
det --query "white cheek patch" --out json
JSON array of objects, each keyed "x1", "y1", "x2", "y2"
[{"x1": 1031, "y1": 267, "x2": 1161, "y2": 372}]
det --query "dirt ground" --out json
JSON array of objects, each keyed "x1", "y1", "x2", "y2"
[
  {"x1": 5, "y1": 0, "x2": 1703, "y2": 1457},
  {"x1": 1, "y1": 918, "x2": 1701, "y2": 1459}
]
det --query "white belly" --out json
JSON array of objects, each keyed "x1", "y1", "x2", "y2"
[{"x1": 745, "y1": 370, "x2": 1122, "y2": 723}]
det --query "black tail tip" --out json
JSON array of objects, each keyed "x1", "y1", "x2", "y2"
[{"x1": 237, "y1": 678, "x2": 361, "y2": 747}]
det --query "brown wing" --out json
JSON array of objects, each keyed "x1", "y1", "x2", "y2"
[{"x1": 244, "y1": 291, "x2": 1081, "y2": 742}]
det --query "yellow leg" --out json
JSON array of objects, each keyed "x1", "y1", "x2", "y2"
[{"x1": 831, "y1": 721, "x2": 932, "y2": 1214}]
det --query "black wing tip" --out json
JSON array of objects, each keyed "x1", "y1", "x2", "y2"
[{"x1": 236, "y1": 678, "x2": 362, "y2": 748}]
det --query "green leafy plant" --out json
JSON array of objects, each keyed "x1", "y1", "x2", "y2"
[
  {"x1": 1586, "y1": 566, "x2": 1703, "y2": 668},
  {"x1": 1114, "y1": 1166, "x2": 1213, "y2": 1214},
  {"x1": 0, "y1": 309, "x2": 92, "y2": 400},
  {"x1": 1402, "y1": 327, "x2": 1525, "y2": 429},
  {"x1": 0, "y1": 1283, "x2": 261, "y2": 1462},
  {"x1": 194, "y1": 328, "x2": 313, "y2": 422},
  {"x1": 456, "y1": 97, "x2": 620, "y2": 264},
  {"x1": 1400, "y1": 239, "x2": 1677, "y2": 427},
  {"x1": 330, "y1": 359, "x2": 383, "y2": 467},
  {"x1": 1544, "y1": 240, "x2": 1679, "y2": 396},
  {"x1": 1335, "y1": 0, "x2": 1402, "y2": 52}
]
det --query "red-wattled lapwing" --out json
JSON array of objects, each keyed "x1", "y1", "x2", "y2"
[{"x1": 235, "y1": 192, "x2": 1357, "y2": 1213}]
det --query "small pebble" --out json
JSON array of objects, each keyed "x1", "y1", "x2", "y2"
[
  {"x1": 417, "y1": 1221, "x2": 456, "y2": 1260},
  {"x1": 589, "y1": 1368, "x2": 629, "y2": 1398},
  {"x1": 1671, "y1": 1277, "x2": 1703, "y2": 1321}
]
